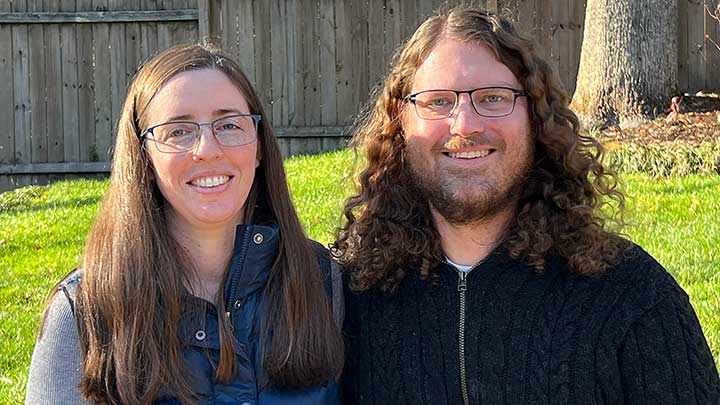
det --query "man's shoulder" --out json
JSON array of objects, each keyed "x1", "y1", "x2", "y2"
[
  {"x1": 556, "y1": 241, "x2": 690, "y2": 314},
  {"x1": 605, "y1": 241, "x2": 680, "y2": 294}
]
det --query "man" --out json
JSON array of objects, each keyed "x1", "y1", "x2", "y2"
[{"x1": 333, "y1": 6, "x2": 720, "y2": 405}]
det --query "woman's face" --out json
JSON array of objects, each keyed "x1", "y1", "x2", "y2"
[{"x1": 143, "y1": 68, "x2": 260, "y2": 231}]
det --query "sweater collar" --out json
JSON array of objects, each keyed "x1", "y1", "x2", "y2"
[{"x1": 223, "y1": 223, "x2": 279, "y2": 305}]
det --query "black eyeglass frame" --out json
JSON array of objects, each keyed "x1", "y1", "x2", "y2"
[
  {"x1": 404, "y1": 86, "x2": 527, "y2": 120},
  {"x1": 139, "y1": 113, "x2": 262, "y2": 153}
]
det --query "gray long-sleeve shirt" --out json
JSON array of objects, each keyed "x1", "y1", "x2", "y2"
[{"x1": 25, "y1": 290, "x2": 89, "y2": 405}]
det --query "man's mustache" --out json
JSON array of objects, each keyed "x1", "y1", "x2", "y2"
[{"x1": 435, "y1": 134, "x2": 505, "y2": 151}]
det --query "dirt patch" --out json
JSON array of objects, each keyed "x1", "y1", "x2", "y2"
[{"x1": 598, "y1": 95, "x2": 720, "y2": 147}]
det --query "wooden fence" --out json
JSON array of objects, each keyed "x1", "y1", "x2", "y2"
[{"x1": 0, "y1": 0, "x2": 719, "y2": 191}]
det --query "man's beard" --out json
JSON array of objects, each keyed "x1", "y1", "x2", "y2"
[{"x1": 404, "y1": 141, "x2": 532, "y2": 226}]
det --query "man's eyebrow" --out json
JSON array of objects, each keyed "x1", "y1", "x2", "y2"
[{"x1": 161, "y1": 114, "x2": 191, "y2": 122}]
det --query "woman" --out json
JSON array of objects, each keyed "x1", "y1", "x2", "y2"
[{"x1": 25, "y1": 43, "x2": 344, "y2": 404}]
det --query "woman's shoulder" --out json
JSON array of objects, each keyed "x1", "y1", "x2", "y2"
[
  {"x1": 307, "y1": 240, "x2": 344, "y2": 326},
  {"x1": 26, "y1": 270, "x2": 88, "y2": 404},
  {"x1": 58, "y1": 268, "x2": 84, "y2": 303},
  {"x1": 41, "y1": 268, "x2": 84, "y2": 338}
]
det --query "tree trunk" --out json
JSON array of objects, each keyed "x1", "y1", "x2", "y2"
[{"x1": 571, "y1": 0, "x2": 678, "y2": 128}]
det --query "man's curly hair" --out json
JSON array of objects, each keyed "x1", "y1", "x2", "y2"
[{"x1": 331, "y1": 6, "x2": 627, "y2": 293}]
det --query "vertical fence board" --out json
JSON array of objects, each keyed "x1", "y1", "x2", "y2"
[
  {"x1": 514, "y1": 0, "x2": 537, "y2": 37},
  {"x1": 140, "y1": 0, "x2": 160, "y2": 62},
  {"x1": 12, "y1": 0, "x2": 31, "y2": 165},
  {"x1": 368, "y1": 0, "x2": 385, "y2": 88},
  {"x1": 125, "y1": 0, "x2": 143, "y2": 87},
  {"x1": 172, "y1": 0, "x2": 198, "y2": 43},
  {"x1": 28, "y1": 0, "x2": 47, "y2": 164},
  {"x1": 334, "y1": 0, "x2": 352, "y2": 124},
  {"x1": 319, "y1": 0, "x2": 337, "y2": 125},
  {"x1": 109, "y1": 0, "x2": 127, "y2": 140},
  {"x1": 254, "y1": 0, "x2": 272, "y2": 119},
  {"x1": 157, "y1": 0, "x2": 174, "y2": 50},
  {"x1": 350, "y1": 0, "x2": 369, "y2": 122},
  {"x1": 44, "y1": 2, "x2": 63, "y2": 162},
  {"x1": 401, "y1": 0, "x2": 418, "y2": 40},
  {"x1": 220, "y1": 0, "x2": 237, "y2": 58},
  {"x1": 687, "y1": 0, "x2": 705, "y2": 91},
  {"x1": 28, "y1": 21, "x2": 47, "y2": 163},
  {"x1": 706, "y1": 1, "x2": 720, "y2": 91},
  {"x1": 0, "y1": 1, "x2": 14, "y2": 165},
  {"x1": 289, "y1": 0, "x2": 304, "y2": 126},
  {"x1": 198, "y1": 0, "x2": 210, "y2": 39},
  {"x1": 77, "y1": 0, "x2": 96, "y2": 161},
  {"x1": 271, "y1": 0, "x2": 290, "y2": 126},
  {"x1": 61, "y1": 0, "x2": 80, "y2": 162},
  {"x1": 236, "y1": 0, "x2": 256, "y2": 83},
  {"x1": 677, "y1": 0, "x2": 689, "y2": 91},
  {"x1": 384, "y1": 0, "x2": 402, "y2": 66},
  {"x1": 286, "y1": 0, "x2": 299, "y2": 127},
  {"x1": 92, "y1": 0, "x2": 113, "y2": 160},
  {"x1": 301, "y1": 1, "x2": 321, "y2": 126},
  {"x1": 418, "y1": 0, "x2": 433, "y2": 21}
]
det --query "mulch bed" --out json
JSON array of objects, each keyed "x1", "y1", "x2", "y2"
[{"x1": 597, "y1": 95, "x2": 720, "y2": 147}]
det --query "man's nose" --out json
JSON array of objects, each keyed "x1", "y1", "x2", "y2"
[{"x1": 449, "y1": 93, "x2": 485, "y2": 138}]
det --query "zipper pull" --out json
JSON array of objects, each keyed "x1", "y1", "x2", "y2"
[{"x1": 458, "y1": 271, "x2": 467, "y2": 292}]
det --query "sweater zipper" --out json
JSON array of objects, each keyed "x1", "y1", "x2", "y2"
[
  {"x1": 451, "y1": 261, "x2": 482, "y2": 405},
  {"x1": 224, "y1": 226, "x2": 251, "y2": 322},
  {"x1": 458, "y1": 269, "x2": 470, "y2": 405}
]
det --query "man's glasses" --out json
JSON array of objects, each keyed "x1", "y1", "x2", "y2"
[
  {"x1": 140, "y1": 114, "x2": 262, "y2": 153},
  {"x1": 405, "y1": 87, "x2": 527, "y2": 120}
]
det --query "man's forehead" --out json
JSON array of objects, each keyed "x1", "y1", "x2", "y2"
[{"x1": 410, "y1": 39, "x2": 520, "y2": 91}]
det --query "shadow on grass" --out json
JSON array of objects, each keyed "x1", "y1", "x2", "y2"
[{"x1": 0, "y1": 195, "x2": 101, "y2": 215}]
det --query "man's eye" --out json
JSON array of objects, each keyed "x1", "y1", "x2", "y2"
[
  {"x1": 169, "y1": 128, "x2": 191, "y2": 137},
  {"x1": 429, "y1": 97, "x2": 451, "y2": 107}
]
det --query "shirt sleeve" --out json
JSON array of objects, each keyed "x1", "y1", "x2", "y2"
[
  {"x1": 618, "y1": 290, "x2": 720, "y2": 404},
  {"x1": 25, "y1": 290, "x2": 90, "y2": 405}
]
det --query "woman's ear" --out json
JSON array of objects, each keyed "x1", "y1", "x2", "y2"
[{"x1": 255, "y1": 146, "x2": 262, "y2": 168}]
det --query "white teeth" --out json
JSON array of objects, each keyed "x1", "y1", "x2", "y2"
[
  {"x1": 448, "y1": 150, "x2": 491, "y2": 159},
  {"x1": 190, "y1": 175, "x2": 230, "y2": 188}
]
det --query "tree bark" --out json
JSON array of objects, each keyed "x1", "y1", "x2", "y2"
[{"x1": 571, "y1": 0, "x2": 678, "y2": 127}]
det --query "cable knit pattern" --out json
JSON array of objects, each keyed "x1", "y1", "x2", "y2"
[{"x1": 342, "y1": 243, "x2": 720, "y2": 404}]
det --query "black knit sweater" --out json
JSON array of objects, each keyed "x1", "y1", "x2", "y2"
[{"x1": 342, "y1": 244, "x2": 720, "y2": 404}]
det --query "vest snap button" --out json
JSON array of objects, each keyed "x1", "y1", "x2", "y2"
[
  {"x1": 253, "y1": 233, "x2": 263, "y2": 244},
  {"x1": 195, "y1": 330, "x2": 206, "y2": 341},
  {"x1": 234, "y1": 299, "x2": 242, "y2": 309}
]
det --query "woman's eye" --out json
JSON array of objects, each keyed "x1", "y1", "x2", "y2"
[
  {"x1": 485, "y1": 95, "x2": 503, "y2": 103},
  {"x1": 218, "y1": 123, "x2": 240, "y2": 131}
]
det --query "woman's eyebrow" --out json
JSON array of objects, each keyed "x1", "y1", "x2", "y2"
[{"x1": 160, "y1": 109, "x2": 244, "y2": 123}]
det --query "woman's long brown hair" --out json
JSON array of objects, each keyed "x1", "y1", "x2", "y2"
[
  {"x1": 332, "y1": 7, "x2": 627, "y2": 293},
  {"x1": 40, "y1": 43, "x2": 342, "y2": 404}
]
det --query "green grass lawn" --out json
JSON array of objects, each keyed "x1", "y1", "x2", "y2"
[{"x1": 0, "y1": 148, "x2": 718, "y2": 403}]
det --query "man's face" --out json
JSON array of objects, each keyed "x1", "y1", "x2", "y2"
[{"x1": 401, "y1": 38, "x2": 534, "y2": 226}]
